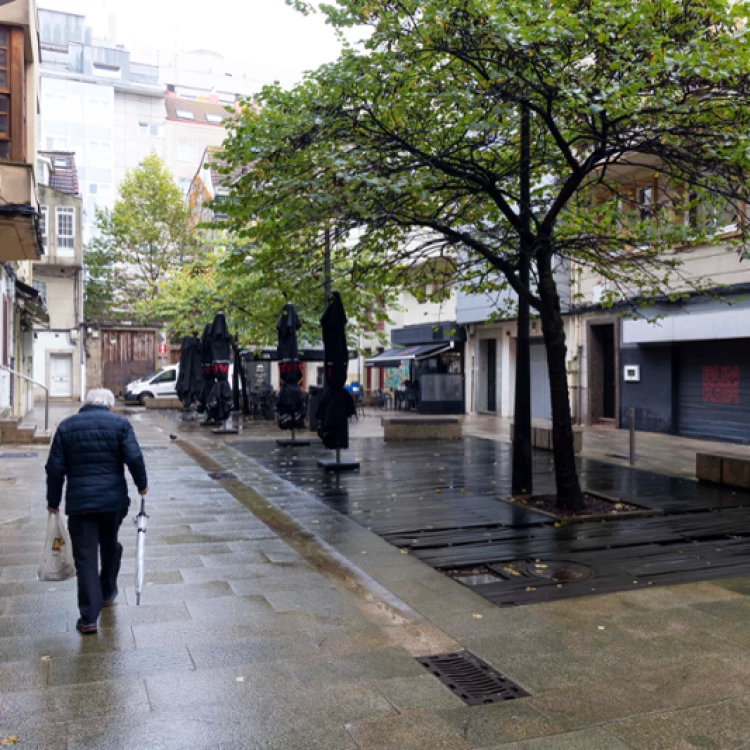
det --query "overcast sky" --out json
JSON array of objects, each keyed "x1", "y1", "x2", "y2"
[{"x1": 38, "y1": 0, "x2": 347, "y2": 90}]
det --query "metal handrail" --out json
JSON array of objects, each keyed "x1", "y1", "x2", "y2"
[{"x1": 0, "y1": 364, "x2": 49, "y2": 432}]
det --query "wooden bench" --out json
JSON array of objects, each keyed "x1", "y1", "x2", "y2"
[
  {"x1": 381, "y1": 417, "x2": 462, "y2": 441},
  {"x1": 510, "y1": 423, "x2": 583, "y2": 454},
  {"x1": 697, "y1": 453, "x2": 750, "y2": 489}
]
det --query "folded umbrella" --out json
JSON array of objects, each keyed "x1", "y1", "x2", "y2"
[{"x1": 134, "y1": 497, "x2": 148, "y2": 605}]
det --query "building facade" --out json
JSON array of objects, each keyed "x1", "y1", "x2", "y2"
[
  {"x1": 0, "y1": 0, "x2": 45, "y2": 422},
  {"x1": 33, "y1": 151, "x2": 84, "y2": 401}
]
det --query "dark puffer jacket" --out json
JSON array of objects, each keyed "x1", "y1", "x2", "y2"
[{"x1": 46, "y1": 405, "x2": 148, "y2": 515}]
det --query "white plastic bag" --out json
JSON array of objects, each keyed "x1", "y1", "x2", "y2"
[{"x1": 38, "y1": 512, "x2": 76, "y2": 581}]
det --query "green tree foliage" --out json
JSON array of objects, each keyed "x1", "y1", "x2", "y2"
[
  {"x1": 220, "y1": 0, "x2": 750, "y2": 507},
  {"x1": 84, "y1": 153, "x2": 195, "y2": 320},
  {"x1": 142, "y1": 230, "x2": 394, "y2": 347}
]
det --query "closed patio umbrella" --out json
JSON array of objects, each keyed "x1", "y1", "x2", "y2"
[
  {"x1": 276, "y1": 303, "x2": 309, "y2": 447},
  {"x1": 316, "y1": 291, "x2": 358, "y2": 471},
  {"x1": 197, "y1": 323, "x2": 213, "y2": 418},
  {"x1": 206, "y1": 313, "x2": 237, "y2": 433},
  {"x1": 175, "y1": 334, "x2": 202, "y2": 409}
]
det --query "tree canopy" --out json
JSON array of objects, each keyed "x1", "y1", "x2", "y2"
[
  {"x1": 217, "y1": 0, "x2": 750, "y2": 507},
  {"x1": 84, "y1": 153, "x2": 195, "y2": 320}
]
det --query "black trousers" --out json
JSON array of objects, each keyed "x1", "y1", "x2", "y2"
[{"x1": 68, "y1": 510, "x2": 127, "y2": 624}]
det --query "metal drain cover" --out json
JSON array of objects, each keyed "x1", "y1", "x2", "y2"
[
  {"x1": 0, "y1": 453, "x2": 38, "y2": 459},
  {"x1": 208, "y1": 471, "x2": 238, "y2": 481},
  {"x1": 526, "y1": 560, "x2": 594, "y2": 582},
  {"x1": 417, "y1": 650, "x2": 529, "y2": 705},
  {"x1": 489, "y1": 560, "x2": 594, "y2": 582}
]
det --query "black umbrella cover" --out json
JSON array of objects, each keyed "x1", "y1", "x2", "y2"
[
  {"x1": 317, "y1": 291, "x2": 353, "y2": 449},
  {"x1": 197, "y1": 323, "x2": 213, "y2": 414},
  {"x1": 176, "y1": 335, "x2": 203, "y2": 408},
  {"x1": 209, "y1": 313, "x2": 233, "y2": 380},
  {"x1": 277, "y1": 383, "x2": 306, "y2": 431},
  {"x1": 207, "y1": 379, "x2": 233, "y2": 423},
  {"x1": 320, "y1": 291, "x2": 348, "y2": 389},
  {"x1": 276, "y1": 303, "x2": 301, "y2": 364}
]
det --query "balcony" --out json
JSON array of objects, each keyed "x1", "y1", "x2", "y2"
[{"x1": 0, "y1": 162, "x2": 42, "y2": 262}]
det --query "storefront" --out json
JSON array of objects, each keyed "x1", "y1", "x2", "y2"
[
  {"x1": 621, "y1": 297, "x2": 750, "y2": 443},
  {"x1": 365, "y1": 322, "x2": 466, "y2": 414}
]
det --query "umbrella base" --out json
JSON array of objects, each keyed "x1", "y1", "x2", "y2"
[
  {"x1": 200, "y1": 420, "x2": 222, "y2": 428},
  {"x1": 277, "y1": 439, "x2": 311, "y2": 447},
  {"x1": 213, "y1": 428, "x2": 240, "y2": 435},
  {"x1": 317, "y1": 458, "x2": 360, "y2": 472}
]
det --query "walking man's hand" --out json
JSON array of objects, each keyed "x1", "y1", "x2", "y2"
[
  {"x1": 139, "y1": 487, "x2": 149, "y2": 496},
  {"x1": 47, "y1": 507, "x2": 59, "y2": 515}
]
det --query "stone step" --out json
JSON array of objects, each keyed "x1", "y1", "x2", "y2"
[{"x1": 0, "y1": 418, "x2": 51, "y2": 445}]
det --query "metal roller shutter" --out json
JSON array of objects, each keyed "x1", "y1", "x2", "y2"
[
  {"x1": 677, "y1": 340, "x2": 750, "y2": 443},
  {"x1": 530, "y1": 338, "x2": 552, "y2": 420}
]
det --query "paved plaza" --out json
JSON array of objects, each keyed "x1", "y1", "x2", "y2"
[{"x1": 2, "y1": 406, "x2": 750, "y2": 748}]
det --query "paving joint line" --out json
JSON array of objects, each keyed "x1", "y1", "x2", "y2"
[{"x1": 172, "y1": 435, "x2": 460, "y2": 658}]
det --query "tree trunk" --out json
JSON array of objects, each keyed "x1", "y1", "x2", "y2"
[{"x1": 537, "y1": 248, "x2": 584, "y2": 511}]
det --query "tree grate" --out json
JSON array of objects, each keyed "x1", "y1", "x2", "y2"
[
  {"x1": 0, "y1": 453, "x2": 38, "y2": 460},
  {"x1": 417, "y1": 650, "x2": 529, "y2": 706},
  {"x1": 208, "y1": 471, "x2": 238, "y2": 481}
]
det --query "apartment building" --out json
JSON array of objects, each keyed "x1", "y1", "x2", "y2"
[
  {"x1": 33, "y1": 150, "x2": 84, "y2": 401},
  {"x1": 0, "y1": 0, "x2": 46, "y2": 422}
]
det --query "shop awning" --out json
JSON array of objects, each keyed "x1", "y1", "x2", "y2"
[
  {"x1": 365, "y1": 343, "x2": 451, "y2": 368},
  {"x1": 242, "y1": 347, "x2": 357, "y2": 362}
]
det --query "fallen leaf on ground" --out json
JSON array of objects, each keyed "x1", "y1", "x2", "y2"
[
  {"x1": 0, "y1": 737, "x2": 18, "y2": 746},
  {"x1": 236, "y1": 676, "x2": 245, "y2": 682},
  {"x1": 598, "y1": 626, "x2": 605, "y2": 630},
  {"x1": 400, "y1": 549, "x2": 408, "y2": 554},
  {"x1": 472, "y1": 613, "x2": 483, "y2": 620}
]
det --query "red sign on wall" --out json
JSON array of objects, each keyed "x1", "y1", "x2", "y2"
[
  {"x1": 158, "y1": 343, "x2": 168, "y2": 357},
  {"x1": 702, "y1": 366, "x2": 740, "y2": 404}
]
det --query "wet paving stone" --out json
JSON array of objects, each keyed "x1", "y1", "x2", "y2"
[{"x1": 47, "y1": 645, "x2": 194, "y2": 686}]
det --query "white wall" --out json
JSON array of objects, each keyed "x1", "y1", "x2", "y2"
[
  {"x1": 114, "y1": 91, "x2": 165, "y2": 187},
  {"x1": 33, "y1": 330, "x2": 80, "y2": 401}
]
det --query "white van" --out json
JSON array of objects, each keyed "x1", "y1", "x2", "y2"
[{"x1": 124, "y1": 365, "x2": 179, "y2": 405}]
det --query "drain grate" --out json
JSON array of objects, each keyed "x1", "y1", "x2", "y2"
[
  {"x1": 0, "y1": 452, "x2": 38, "y2": 460},
  {"x1": 208, "y1": 471, "x2": 238, "y2": 481},
  {"x1": 417, "y1": 650, "x2": 529, "y2": 705}
]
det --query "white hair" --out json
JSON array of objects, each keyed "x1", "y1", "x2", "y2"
[{"x1": 85, "y1": 389, "x2": 115, "y2": 408}]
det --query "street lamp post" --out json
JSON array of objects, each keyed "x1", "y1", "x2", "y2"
[{"x1": 511, "y1": 104, "x2": 533, "y2": 497}]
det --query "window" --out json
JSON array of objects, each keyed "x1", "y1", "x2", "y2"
[
  {"x1": 205, "y1": 113, "x2": 223, "y2": 124},
  {"x1": 53, "y1": 156, "x2": 67, "y2": 168},
  {"x1": 175, "y1": 109, "x2": 195, "y2": 120},
  {"x1": 89, "y1": 184, "x2": 98, "y2": 194},
  {"x1": 32, "y1": 279, "x2": 47, "y2": 305},
  {"x1": 154, "y1": 369, "x2": 177, "y2": 383},
  {"x1": 149, "y1": 124, "x2": 162, "y2": 137},
  {"x1": 40, "y1": 206, "x2": 48, "y2": 250},
  {"x1": 138, "y1": 121, "x2": 149, "y2": 135},
  {"x1": 56, "y1": 207, "x2": 75, "y2": 255},
  {"x1": 178, "y1": 141, "x2": 196, "y2": 162},
  {"x1": 638, "y1": 186, "x2": 653, "y2": 223},
  {"x1": 93, "y1": 63, "x2": 121, "y2": 80},
  {"x1": 0, "y1": 25, "x2": 24, "y2": 162},
  {"x1": 178, "y1": 177, "x2": 191, "y2": 193}
]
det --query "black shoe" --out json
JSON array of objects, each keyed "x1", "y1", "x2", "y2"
[
  {"x1": 76, "y1": 618, "x2": 97, "y2": 635},
  {"x1": 103, "y1": 588, "x2": 118, "y2": 607}
]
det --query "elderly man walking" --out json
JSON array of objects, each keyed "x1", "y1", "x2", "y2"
[{"x1": 46, "y1": 389, "x2": 148, "y2": 634}]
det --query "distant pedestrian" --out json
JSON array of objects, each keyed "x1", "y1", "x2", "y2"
[{"x1": 46, "y1": 389, "x2": 148, "y2": 635}]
